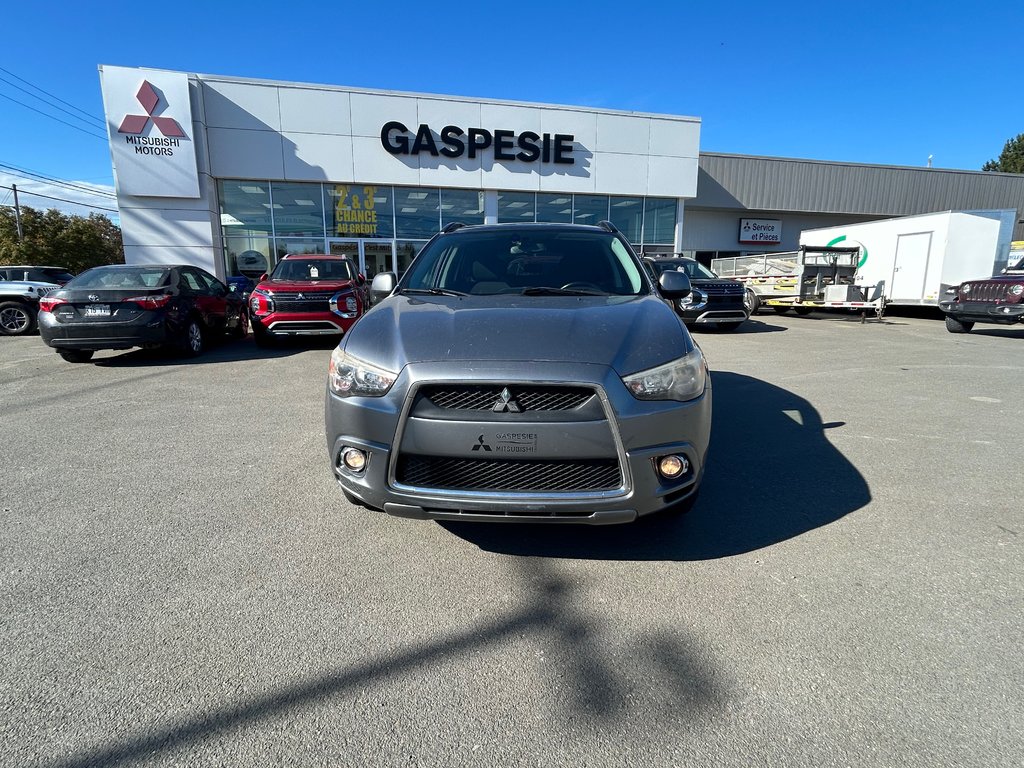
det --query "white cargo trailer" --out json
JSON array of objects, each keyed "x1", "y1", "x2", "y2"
[{"x1": 799, "y1": 209, "x2": 1017, "y2": 306}]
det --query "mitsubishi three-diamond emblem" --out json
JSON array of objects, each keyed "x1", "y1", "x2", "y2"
[
  {"x1": 492, "y1": 387, "x2": 521, "y2": 413},
  {"x1": 118, "y1": 81, "x2": 186, "y2": 137}
]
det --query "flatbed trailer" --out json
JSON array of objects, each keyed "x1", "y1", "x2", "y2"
[{"x1": 716, "y1": 245, "x2": 887, "y2": 318}]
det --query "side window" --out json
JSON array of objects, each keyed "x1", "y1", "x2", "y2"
[
  {"x1": 180, "y1": 269, "x2": 204, "y2": 293},
  {"x1": 194, "y1": 269, "x2": 224, "y2": 294}
]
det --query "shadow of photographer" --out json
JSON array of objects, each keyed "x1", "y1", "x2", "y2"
[{"x1": 442, "y1": 371, "x2": 870, "y2": 560}]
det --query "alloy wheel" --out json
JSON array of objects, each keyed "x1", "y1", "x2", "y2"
[{"x1": 0, "y1": 306, "x2": 30, "y2": 334}]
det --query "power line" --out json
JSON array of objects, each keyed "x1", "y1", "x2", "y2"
[
  {"x1": 0, "y1": 158, "x2": 113, "y2": 188},
  {"x1": 0, "y1": 66, "x2": 105, "y2": 127},
  {"x1": 0, "y1": 92, "x2": 108, "y2": 141},
  {"x1": 0, "y1": 73, "x2": 107, "y2": 131},
  {"x1": 0, "y1": 184, "x2": 118, "y2": 213},
  {"x1": 0, "y1": 162, "x2": 117, "y2": 199}
]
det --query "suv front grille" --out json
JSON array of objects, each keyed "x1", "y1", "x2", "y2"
[
  {"x1": 964, "y1": 282, "x2": 1009, "y2": 302},
  {"x1": 396, "y1": 455, "x2": 621, "y2": 492},
  {"x1": 698, "y1": 282, "x2": 744, "y2": 295},
  {"x1": 271, "y1": 290, "x2": 334, "y2": 313},
  {"x1": 423, "y1": 385, "x2": 593, "y2": 412}
]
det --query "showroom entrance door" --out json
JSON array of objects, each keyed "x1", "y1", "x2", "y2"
[{"x1": 327, "y1": 239, "x2": 394, "y2": 280}]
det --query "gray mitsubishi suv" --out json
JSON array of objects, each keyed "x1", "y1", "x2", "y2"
[{"x1": 325, "y1": 221, "x2": 711, "y2": 524}]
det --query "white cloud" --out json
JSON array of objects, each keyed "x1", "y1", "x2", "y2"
[{"x1": 0, "y1": 172, "x2": 118, "y2": 223}]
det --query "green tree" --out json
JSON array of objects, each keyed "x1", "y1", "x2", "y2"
[
  {"x1": 982, "y1": 133, "x2": 1024, "y2": 173},
  {"x1": 0, "y1": 205, "x2": 124, "y2": 273}
]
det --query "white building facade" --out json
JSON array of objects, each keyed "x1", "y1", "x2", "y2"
[{"x1": 99, "y1": 65, "x2": 702, "y2": 281}]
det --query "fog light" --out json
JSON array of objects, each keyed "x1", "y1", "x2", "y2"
[
  {"x1": 657, "y1": 455, "x2": 688, "y2": 479},
  {"x1": 341, "y1": 447, "x2": 366, "y2": 472}
]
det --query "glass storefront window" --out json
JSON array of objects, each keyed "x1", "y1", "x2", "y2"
[
  {"x1": 224, "y1": 236, "x2": 274, "y2": 279},
  {"x1": 395, "y1": 187, "x2": 441, "y2": 238},
  {"x1": 269, "y1": 182, "x2": 325, "y2": 237},
  {"x1": 572, "y1": 194, "x2": 608, "y2": 226},
  {"x1": 326, "y1": 184, "x2": 394, "y2": 239},
  {"x1": 609, "y1": 196, "x2": 643, "y2": 244},
  {"x1": 536, "y1": 193, "x2": 573, "y2": 223},
  {"x1": 441, "y1": 189, "x2": 485, "y2": 228},
  {"x1": 643, "y1": 198, "x2": 676, "y2": 245},
  {"x1": 497, "y1": 192, "x2": 536, "y2": 222},
  {"x1": 218, "y1": 180, "x2": 273, "y2": 235},
  {"x1": 275, "y1": 238, "x2": 327, "y2": 259},
  {"x1": 396, "y1": 240, "x2": 427, "y2": 276}
]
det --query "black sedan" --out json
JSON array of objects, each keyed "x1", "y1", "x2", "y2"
[{"x1": 38, "y1": 264, "x2": 248, "y2": 363}]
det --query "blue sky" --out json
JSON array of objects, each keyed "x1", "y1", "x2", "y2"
[{"x1": 1, "y1": 0, "x2": 1021, "y2": 218}]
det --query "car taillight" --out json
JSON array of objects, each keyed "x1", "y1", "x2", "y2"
[
  {"x1": 39, "y1": 297, "x2": 66, "y2": 313},
  {"x1": 124, "y1": 294, "x2": 173, "y2": 310}
]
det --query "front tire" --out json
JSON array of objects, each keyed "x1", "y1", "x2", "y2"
[
  {"x1": 945, "y1": 315, "x2": 974, "y2": 334},
  {"x1": 0, "y1": 301, "x2": 36, "y2": 336},
  {"x1": 58, "y1": 350, "x2": 94, "y2": 363},
  {"x1": 252, "y1": 321, "x2": 275, "y2": 347},
  {"x1": 229, "y1": 311, "x2": 249, "y2": 339},
  {"x1": 744, "y1": 289, "x2": 760, "y2": 315}
]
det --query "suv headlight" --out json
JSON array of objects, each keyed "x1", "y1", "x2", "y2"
[
  {"x1": 1009, "y1": 284, "x2": 1023, "y2": 296},
  {"x1": 622, "y1": 347, "x2": 706, "y2": 402},
  {"x1": 328, "y1": 347, "x2": 397, "y2": 397}
]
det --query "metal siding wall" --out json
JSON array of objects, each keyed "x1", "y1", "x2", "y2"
[{"x1": 695, "y1": 154, "x2": 1024, "y2": 238}]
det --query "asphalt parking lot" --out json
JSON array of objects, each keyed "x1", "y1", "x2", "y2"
[{"x1": 1, "y1": 310, "x2": 1021, "y2": 768}]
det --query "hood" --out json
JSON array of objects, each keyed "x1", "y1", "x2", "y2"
[
  {"x1": 343, "y1": 294, "x2": 693, "y2": 376},
  {"x1": 258, "y1": 278, "x2": 356, "y2": 292},
  {"x1": 0, "y1": 280, "x2": 59, "y2": 294}
]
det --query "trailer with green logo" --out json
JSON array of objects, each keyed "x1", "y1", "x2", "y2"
[{"x1": 716, "y1": 210, "x2": 1018, "y2": 317}]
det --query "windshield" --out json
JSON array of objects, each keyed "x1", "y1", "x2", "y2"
[
  {"x1": 271, "y1": 259, "x2": 356, "y2": 282},
  {"x1": 69, "y1": 267, "x2": 171, "y2": 289},
  {"x1": 401, "y1": 230, "x2": 647, "y2": 296},
  {"x1": 650, "y1": 259, "x2": 718, "y2": 280}
]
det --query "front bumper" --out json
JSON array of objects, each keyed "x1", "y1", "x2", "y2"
[
  {"x1": 938, "y1": 300, "x2": 1024, "y2": 324},
  {"x1": 325, "y1": 360, "x2": 712, "y2": 524},
  {"x1": 253, "y1": 311, "x2": 356, "y2": 336}
]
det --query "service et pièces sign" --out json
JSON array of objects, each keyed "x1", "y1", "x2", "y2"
[{"x1": 739, "y1": 218, "x2": 782, "y2": 244}]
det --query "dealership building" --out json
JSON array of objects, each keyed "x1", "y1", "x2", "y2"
[{"x1": 98, "y1": 65, "x2": 1024, "y2": 281}]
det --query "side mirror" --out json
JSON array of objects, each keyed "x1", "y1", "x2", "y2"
[
  {"x1": 357, "y1": 274, "x2": 366, "y2": 285},
  {"x1": 658, "y1": 270, "x2": 692, "y2": 299},
  {"x1": 259, "y1": 273, "x2": 268, "y2": 282},
  {"x1": 370, "y1": 272, "x2": 397, "y2": 304}
]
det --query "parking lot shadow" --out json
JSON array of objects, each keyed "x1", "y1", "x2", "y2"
[
  {"x1": 92, "y1": 336, "x2": 337, "y2": 367},
  {"x1": 693, "y1": 318, "x2": 786, "y2": 334},
  {"x1": 443, "y1": 371, "x2": 871, "y2": 561}
]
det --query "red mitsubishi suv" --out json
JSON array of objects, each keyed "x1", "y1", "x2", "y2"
[{"x1": 248, "y1": 254, "x2": 368, "y2": 345}]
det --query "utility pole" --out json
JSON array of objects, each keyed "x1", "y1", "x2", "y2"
[{"x1": 12, "y1": 183, "x2": 23, "y2": 241}]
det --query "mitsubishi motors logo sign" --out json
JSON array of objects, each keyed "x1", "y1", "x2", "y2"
[
  {"x1": 118, "y1": 81, "x2": 185, "y2": 138},
  {"x1": 115, "y1": 80, "x2": 189, "y2": 157},
  {"x1": 101, "y1": 65, "x2": 200, "y2": 198}
]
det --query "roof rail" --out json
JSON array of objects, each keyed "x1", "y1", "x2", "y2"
[
  {"x1": 597, "y1": 220, "x2": 618, "y2": 233},
  {"x1": 442, "y1": 221, "x2": 466, "y2": 233}
]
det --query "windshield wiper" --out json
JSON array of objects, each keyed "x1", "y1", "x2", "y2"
[
  {"x1": 401, "y1": 287, "x2": 469, "y2": 297},
  {"x1": 519, "y1": 286, "x2": 606, "y2": 296}
]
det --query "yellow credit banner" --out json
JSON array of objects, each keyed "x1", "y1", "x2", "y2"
[{"x1": 333, "y1": 185, "x2": 379, "y2": 236}]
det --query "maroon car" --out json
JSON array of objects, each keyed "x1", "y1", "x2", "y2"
[
  {"x1": 248, "y1": 254, "x2": 368, "y2": 345},
  {"x1": 939, "y1": 262, "x2": 1024, "y2": 333}
]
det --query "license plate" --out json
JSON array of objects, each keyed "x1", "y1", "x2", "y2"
[{"x1": 84, "y1": 304, "x2": 111, "y2": 317}]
